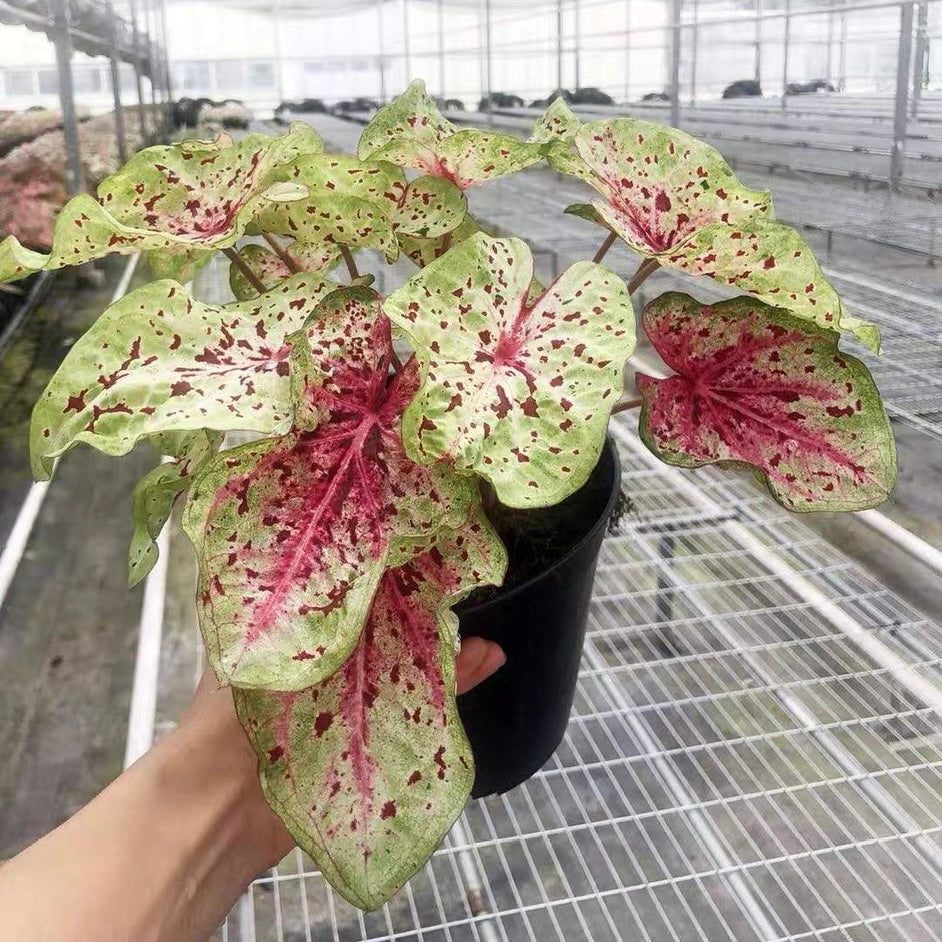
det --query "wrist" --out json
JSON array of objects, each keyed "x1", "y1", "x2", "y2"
[{"x1": 139, "y1": 683, "x2": 293, "y2": 941}]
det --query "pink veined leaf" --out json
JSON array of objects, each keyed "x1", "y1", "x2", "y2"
[
  {"x1": 182, "y1": 288, "x2": 479, "y2": 690},
  {"x1": 551, "y1": 117, "x2": 772, "y2": 254},
  {"x1": 29, "y1": 273, "x2": 335, "y2": 480},
  {"x1": 384, "y1": 233, "x2": 635, "y2": 508},
  {"x1": 548, "y1": 117, "x2": 878, "y2": 350},
  {"x1": 358, "y1": 80, "x2": 540, "y2": 190},
  {"x1": 233, "y1": 511, "x2": 506, "y2": 911},
  {"x1": 637, "y1": 293, "x2": 896, "y2": 511},
  {"x1": 228, "y1": 242, "x2": 340, "y2": 300},
  {"x1": 0, "y1": 124, "x2": 323, "y2": 284}
]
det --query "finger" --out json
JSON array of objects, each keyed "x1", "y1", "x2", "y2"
[{"x1": 455, "y1": 637, "x2": 505, "y2": 695}]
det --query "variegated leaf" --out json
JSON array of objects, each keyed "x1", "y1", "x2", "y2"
[
  {"x1": 0, "y1": 124, "x2": 323, "y2": 284},
  {"x1": 228, "y1": 242, "x2": 339, "y2": 300},
  {"x1": 392, "y1": 175, "x2": 467, "y2": 239},
  {"x1": 233, "y1": 512, "x2": 506, "y2": 910},
  {"x1": 637, "y1": 293, "x2": 896, "y2": 511},
  {"x1": 358, "y1": 80, "x2": 539, "y2": 189},
  {"x1": 147, "y1": 244, "x2": 215, "y2": 283},
  {"x1": 667, "y1": 218, "x2": 880, "y2": 351},
  {"x1": 397, "y1": 214, "x2": 483, "y2": 269},
  {"x1": 128, "y1": 430, "x2": 222, "y2": 587},
  {"x1": 566, "y1": 118, "x2": 772, "y2": 252},
  {"x1": 385, "y1": 234, "x2": 635, "y2": 507},
  {"x1": 30, "y1": 273, "x2": 334, "y2": 479},
  {"x1": 529, "y1": 97, "x2": 580, "y2": 145},
  {"x1": 550, "y1": 117, "x2": 878, "y2": 349},
  {"x1": 358, "y1": 79, "x2": 455, "y2": 168},
  {"x1": 183, "y1": 290, "x2": 478, "y2": 690}
]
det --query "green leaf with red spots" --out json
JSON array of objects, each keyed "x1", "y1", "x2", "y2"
[
  {"x1": 0, "y1": 124, "x2": 324, "y2": 284},
  {"x1": 637, "y1": 293, "x2": 896, "y2": 511},
  {"x1": 666, "y1": 218, "x2": 880, "y2": 351},
  {"x1": 228, "y1": 242, "x2": 340, "y2": 301},
  {"x1": 391, "y1": 175, "x2": 467, "y2": 239},
  {"x1": 29, "y1": 272, "x2": 335, "y2": 480},
  {"x1": 551, "y1": 117, "x2": 878, "y2": 349},
  {"x1": 233, "y1": 510, "x2": 505, "y2": 910},
  {"x1": 396, "y1": 214, "x2": 484, "y2": 269},
  {"x1": 128, "y1": 430, "x2": 223, "y2": 587},
  {"x1": 254, "y1": 156, "x2": 467, "y2": 260},
  {"x1": 182, "y1": 289, "x2": 479, "y2": 690},
  {"x1": 250, "y1": 154, "x2": 404, "y2": 261},
  {"x1": 384, "y1": 233, "x2": 635, "y2": 507},
  {"x1": 358, "y1": 80, "x2": 540, "y2": 190},
  {"x1": 549, "y1": 117, "x2": 772, "y2": 250},
  {"x1": 529, "y1": 97, "x2": 580, "y2": 145},
  {"x1": 357, "y1": 79, "x2": 455, "y2": 168}
]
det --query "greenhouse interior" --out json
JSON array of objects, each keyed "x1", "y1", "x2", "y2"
[{"x1": 1, "y1": 0, "x2": 942, "y2": 939}]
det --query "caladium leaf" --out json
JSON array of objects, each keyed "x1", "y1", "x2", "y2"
[
  {"x1": 357, "y1": 79, "x2": 454, "y2": 166},
  {"x1": 228, "y1": 242, "x2": 339, "y2": 300},
  {"x1": 358, "y1": 80, "x2": 540, "y2": 190},
  {"x1": 397, "y1": 214, "x2": 483, "y2": 269},
  {"x1": 385, "y1": 233, "x2": 635, "y2": 507},
  {"x1": 128, "y1": 429, "x2": 222, "y2": 587},
  {"x1": 392, "y1": 175, "x2": 467, "y2": 239},
  {"x1": 551, "y1": 118, "x2": 878, "y2": 349},
  {"x1": 549, "y1": 117, "x2": 772, "y2": 249},
  {"x1": 529, "y1": 97, "x2": 580, "y2": 145},
  {"x1": 666, "y1": 218, "x2": 881, "y2": 351},
  {"x1": 30, "y1": 272, "x2": 335, "y2": 479},
  {"x1": 183, "y1": 290, "x2": 478, "y2": 690},
  {"x1": 255, "y1": 157, "x2": 467, "y2": 260},
  {"x1": 250, "y1": 154, "x2": 401, "y2": 262},
  {"x1": 147, "y1": 244, "x2": 215, "y2": 283},
  {"x1": 0, "y1": 124, "x2": 323, "y2": 284},
  {"x1": 233, "y1": 511, "x2": 506, "y2": 910},
  {"x1": 637, "y1": 293, "x2": 896, "y2": 511}
]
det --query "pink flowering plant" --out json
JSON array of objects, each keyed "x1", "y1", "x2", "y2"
[{"x1": 0, "y1": 81, "x2": 895, "y2": 908}]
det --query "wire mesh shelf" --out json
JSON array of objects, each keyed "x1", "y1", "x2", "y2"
[{"x1": 217, "y1": 418, "x2": 942, "y2": 942}]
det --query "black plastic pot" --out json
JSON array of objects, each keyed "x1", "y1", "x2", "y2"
[{"x1": 456, "y1": 438, "x2": 621, "y2": 798}]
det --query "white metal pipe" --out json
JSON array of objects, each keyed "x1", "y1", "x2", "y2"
[
  {"x1": 0, "y1": 254, "x2": 139, "y2": 617},
  {"x1": 583, "y1": 639, "x2": 783, "y2": 939},
  {"x1": 614, "y1": 423, "x2": 942, "y2": 720},
  {"x1": 123, "y1": 516, "x2": 170, "y2": 768}
]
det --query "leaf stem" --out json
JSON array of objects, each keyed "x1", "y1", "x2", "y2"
[
  {"x1": 223, "y1": 247, "x2": 267, "y2": 295},
  {"x1": 627, "y1": 258, "x2": 659, "y2": 295},
  {"x1": 389, "y1": 347, "x2": 403, "y2": 373},
  {"x1": 611, "y1": 397, "x2": 643, "y2": 415},
  {"x1": 592, "y1": 231, "x2": 618, "y2": 264},
  {"x1": 262, "y1": 233, "x2": 301, "y2": 274},
  {"x1": 339, "y1": 245, "x2": 360, "y2": 281}
]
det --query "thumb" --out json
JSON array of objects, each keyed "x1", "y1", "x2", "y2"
[{"x1": 455, "y1": 637, "x2": 505, "y2": 695}]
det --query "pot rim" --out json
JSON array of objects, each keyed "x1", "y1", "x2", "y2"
[{"x1": 458, "y1": 437, "x2": 622, "y2": 617}]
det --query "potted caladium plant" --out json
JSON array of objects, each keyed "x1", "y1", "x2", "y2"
[{"x1": 0, "y1": 80, "x2": 896, "y2": 910}]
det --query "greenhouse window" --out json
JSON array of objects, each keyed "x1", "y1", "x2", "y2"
[{"x1": 2, "y1": 69, "x2": 34, "y2": 96}]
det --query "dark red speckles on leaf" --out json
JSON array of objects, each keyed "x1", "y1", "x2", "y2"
[
  {"x1": 637, "y1": 292, "x2": 895, "y2": 512},
  {"x1": 314, "y1": 711, "x2": 333, "y2": 737}
]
